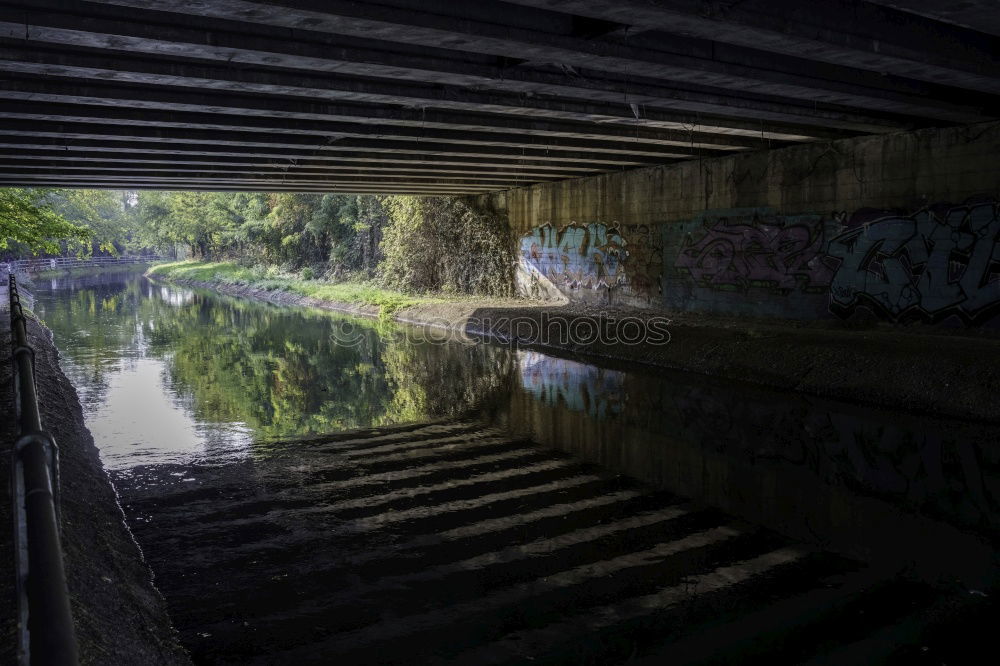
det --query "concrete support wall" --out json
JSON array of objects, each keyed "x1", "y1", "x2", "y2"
[{"x1": 485, "y1": 121, "x2": 1000, "y2": 325}]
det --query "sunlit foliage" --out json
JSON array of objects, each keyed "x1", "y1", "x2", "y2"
[
  {"x1": 0, "y1": 188, "x2": 92, "y2": 254},
  {"x1": 137, "y1": 191, "x2": 514, "y2": 297},
  {"x1": 380, "y1": 196, "x2": 515, "y2": 296},
  {"x1": 7, "y1": 187, "x2": 515, "y2": 299}
]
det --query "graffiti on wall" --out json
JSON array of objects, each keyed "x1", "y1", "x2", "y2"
[
  {"x1": 617, "y1": 223, "x2": 663, "y2": 300},
  {"x1": 674, "y1": 210, "x2": 837, "y2": 294},
  {"x1": 518, "y1": 222, "x2": 662, "y2": 305},
  {"x1": 827, "y1": 201, "x2": 1000, "y2": 324},
  {"x1": 519, "y1": 200, "x2": 1000, "y2": 325},
  {"x1": 666, "y1": 200, "x2": 1000, "y2": 325},
  {"x1": 519, "y1": 223, "x2": 626, "y2": 303}
]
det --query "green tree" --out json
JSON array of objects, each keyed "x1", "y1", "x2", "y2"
[
  {"x1": 51, "y1": 189, "x2": 135, "y2": 256},
  {"x1": 127, "y1": 190, "x2": 513, "y2": 297},
  {"x1": 133, "y1": 190, "x2": 177, "y2": 255},
  {"x1": 133, "y1": 191, "x2": 238, "y2": 258},
  {"x1": 168, "y1": 191, "x2": 237, "y2": 258},
  {"x1": 0, "y1": 188, "x2": 92, "y2": 254}
]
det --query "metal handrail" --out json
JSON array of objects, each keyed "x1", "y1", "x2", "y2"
[
  {"x1": 8, "y1": 273, "x2": 79, "y2": 665},
  {"x1": 6, "y1": 255, "x2": 164, "y2": 273}
]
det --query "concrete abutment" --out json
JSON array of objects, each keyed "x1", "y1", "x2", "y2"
[{"x1": 482, "y1": 120, "x2": 1000, "y2": 327}]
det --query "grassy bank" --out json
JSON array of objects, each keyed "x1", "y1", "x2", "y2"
[{"x1": 147, "y1": 260, "x2": 445, "y2": 316}]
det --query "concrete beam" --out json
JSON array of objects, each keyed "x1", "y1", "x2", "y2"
[
  {"x1": 1, "y1": 0, "x2": 994, "y2": 193},
  {"x1": 2, "y1": 3, "x2": 953, "y2": 127},
  {"x1": 0, "y1": 164, "x2": 549, "y2": 185},
  {"x1": 75, "y1": 0, "x2": 996, "y2": 121},
  {"x1": 0, "y1": 138, "x2": 636, "y2": 170},
  {"x1": 0, "y1": 176, "x2": 486, "y2": 194},
  {"x1": 0, "y1": 174, "x2": 503, "y2": 189},
  {"x1": 500, "y1": 0, "x2": 1000, "y2": 92},
  {"x1": 0, "y1": 120, "x2": 682, "y2": 163},
  {"x1": 0, "y1": 43, "x2": 907, "y2": 135},
  {"x1": 0, "y1": 99, "x2": 756, "y2": 154},
  {"x1": 866, "y1": 0, "x2": 1000, "y2": 38},
  {"x1": 0, "y1": 150, "x2": 604, "y2": 177},
  {"x1": 0, "y1": 78, "x2": 789, "y2": 150}
]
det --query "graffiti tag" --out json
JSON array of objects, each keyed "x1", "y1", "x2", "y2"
[
  {"x1": 827, "y1": 202, "x2": 1000, "y2": 323},
  {"x1": 520, "y1": 222, "x2": 626, "y2": 295},
  {"x1": 675, "y1": 213, "x2": 835, "y2": 293}
]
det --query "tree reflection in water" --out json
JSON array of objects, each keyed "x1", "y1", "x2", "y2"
[{"x1": 33, "y1": 269, "x2": 515, "y2": 466}]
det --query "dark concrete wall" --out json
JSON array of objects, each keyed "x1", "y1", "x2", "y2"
[{"x1": 485, "y1": 120, "x2": 1000, "y2": 325}]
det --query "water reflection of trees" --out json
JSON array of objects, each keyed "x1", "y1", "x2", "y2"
[
  {"x1": 34, "y1": 272, "x2": 149, "y2": 412},
  {"x1": 38, "y1": 275, "x2": 516, "y2": 443}
]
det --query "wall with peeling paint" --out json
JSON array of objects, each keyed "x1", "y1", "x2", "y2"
[{"x1": 481, "y1": 120, "x2": 1000, "y2": 325}]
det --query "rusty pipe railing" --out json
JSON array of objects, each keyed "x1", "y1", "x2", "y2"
[{"x1": 8, "y1": 273, "x2": 78, "y2": 665}]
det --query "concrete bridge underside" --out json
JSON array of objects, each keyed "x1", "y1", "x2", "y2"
[{"x1": 1, "y1": 0, "x2": 998, "y2": 194}]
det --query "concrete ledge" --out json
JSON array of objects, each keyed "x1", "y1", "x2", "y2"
[
  {"x1": 416, "y1": 303, "x2": 1000, "y2": 424},
  {"x1": 0, "y1": 310, "x2": 190, "y2": 664}
]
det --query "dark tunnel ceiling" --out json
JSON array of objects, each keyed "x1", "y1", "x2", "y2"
[{"x1": 0, "y1": 0, "x2": 998, "y2": 194}]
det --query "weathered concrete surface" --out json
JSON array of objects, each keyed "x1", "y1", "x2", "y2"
[
  {"x1": 152, "y1": 275, "x2": 1000, "y2": 424},
  {"x1": 423, "y1": 302, "x2": 1000, "y2": 424},
  {"x1": 491, "y1": 121, "x2": 1000, "y2": 232},
  {"x1": 486, "y1": 120, "x2": 1000, "y2": 326},
  {"x1": 0, "y1": 302, "x2": 190, "y2": 664}
]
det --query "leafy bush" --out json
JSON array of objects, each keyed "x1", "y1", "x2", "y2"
[{"x1": 379, "y1": 197, "x2": 514, "y2": 297}]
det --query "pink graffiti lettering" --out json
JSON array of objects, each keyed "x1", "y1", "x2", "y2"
[{"x1": 676, "y1": 215, "x2": 833, "y2": 293}]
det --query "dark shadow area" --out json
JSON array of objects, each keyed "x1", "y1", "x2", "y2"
[{"x1": 26, "y1": 270, "x2": 1000, "y2": 663}]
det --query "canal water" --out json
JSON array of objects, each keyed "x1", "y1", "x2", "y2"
[{"x1": 32, "y1": 268, "x2": 1000, "y2": 664}]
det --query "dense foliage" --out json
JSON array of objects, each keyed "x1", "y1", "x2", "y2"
[
  {"x1": 0, "y1": 188, "x2": 93, "y2": 254},
  {"x1": 131, "y1": 191, "x2": 392, "y2": 272},
  {"x1": 380, "y1": 196, "x2": 514, "y2": 296},
  {"x1": 1, "y1": 189, "x2": 147, "y2": 257},
  {"x1": 4, "y1": 188, "x2": 515, "y2": 298}
]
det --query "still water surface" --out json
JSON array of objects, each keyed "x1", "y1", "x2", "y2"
[
  {"x1": 34, "y1": 268, "x2": 511, "y2": 470},
  {"x1": 32, "y1": 269, "x2": 1000, "y2": 663}
]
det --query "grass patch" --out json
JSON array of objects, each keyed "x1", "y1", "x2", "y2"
[{"x1": 147, "y1": 260, "x2": 441, "y2": 317}]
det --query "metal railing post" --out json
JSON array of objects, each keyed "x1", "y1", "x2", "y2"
[{"x1": 8, "y1": 273, "x2": 78, "y2": 665}]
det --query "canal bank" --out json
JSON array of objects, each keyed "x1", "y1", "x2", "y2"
[
  {"x1": 0, "y1": 279, "x2": 190, "y2": 664},
  {"x1": 147, "y1": 265, "x2": 1000, "y2": 424}
]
